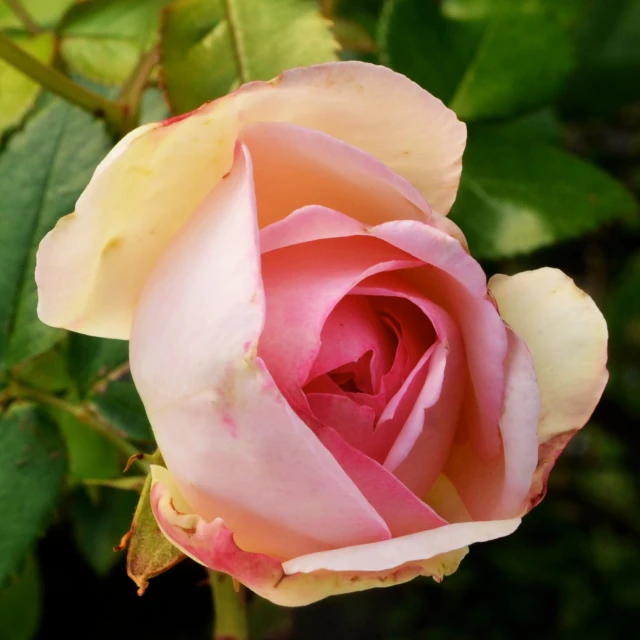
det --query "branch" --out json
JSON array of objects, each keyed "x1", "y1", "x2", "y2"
[{"x1": 0, "y1": 32, "x2": 127, "y2": 134}]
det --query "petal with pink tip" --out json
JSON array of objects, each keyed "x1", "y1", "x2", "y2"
[
  {"x1": 36, "y1": 61, "x2": 464, "y2": 338},
  {"x1": 151, "y1": 466, "x2": 467, "y2": 607},
  {"x1": 130, "y1": 144, "x2": 390, "y2": 560}
]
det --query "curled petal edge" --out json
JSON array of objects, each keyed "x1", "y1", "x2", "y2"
[{"x1": 150, "y1": 466, "x2": 468, "y2": 606}]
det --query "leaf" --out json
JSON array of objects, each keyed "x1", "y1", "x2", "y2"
[
  {"x1": 161, "y1": 0, "x2": 339, "y2": 114},
  {"x1": 67, "y1": 334, "x2": 129, "y2": 397},
  {"x1": 72, "y1": 487, "x2": 138, "y2": 575},
  {"x1": 561, "y1": 0, "x2": 640, "y2": 114},
  {"x1": 141, "y1": 87, "x2": 170, "y2": 124},
  {"x1": 0, "y1": 404, "x2": 66, "y2": 588},
  {"x1": 0, "y1": 34, "x2": 54, "y2": 138},
  {"x1": 0, "y1": 100, "x2": 112, "y2": 373},
  {"x1": 60, "y1": 0, "x2": 171, "y2": 85},
  {"x1": 606, "y1": 252, "x2": 640, "y2": 417},
  {"x1": 0, "y1": 557, "x2": 40, "y2": 640},
  {"x1": 12, "y1": 346, "x2": 71, "y2": 393},
  {"x1": 89, "y1": 381, "x2": 153, "y2": 442},
  {"x1": 449, "y1": 128, "x2": 638, "y2": 259},
  {"x1": 123, "y1": 473, "x2": 185, "y2": 595},
  {"x1": 58, "y1": 411, "x2": 122, "y2": 483},
  {"x1": 379, "y1": 0, "x2": 574, "y2": 121},
  {"x1": 0, "y1": 0, "x2": 75, "y2": 31}
]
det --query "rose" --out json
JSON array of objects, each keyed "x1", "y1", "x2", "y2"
[{"x1": 36, "y1": 62, "x2": 607, "y2": 606}]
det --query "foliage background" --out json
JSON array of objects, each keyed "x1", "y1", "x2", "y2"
[{"x1": 0, "y1": 0, "x2": 639, "y2": 638}]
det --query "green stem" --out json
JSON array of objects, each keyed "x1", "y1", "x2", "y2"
[
  {"x1": 0, "y1": 32, "x2": 127, "y2": 133},
  {"x1": 209, "y1": 571, "x2": 248, "y2": 640},
  {"x1": 8, "y1": 382, "x2": 149, "y2": 474},
  {"x1": 5, "y1": 0, "x2": 41, "y2": 34},
  {"x1": 118, "y1": 46, "x2": 160, "y2": 133}
]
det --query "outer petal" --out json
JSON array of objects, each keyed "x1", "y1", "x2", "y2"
[
  {"x1": 489, "y1": 268, "x2": 608, "y2": 511},
  {"x1": 130, "y1": 143, "x2": 390, "y2": 560},
  {"x1": 36, "y1": 61, "x2": 464, "y2": 338},
  {"x1": 444, "y1": 329, "x2": 540, "y2": 519},
  {"x1": 151, "y1": 466, "x2": 509, "y2": 606}
]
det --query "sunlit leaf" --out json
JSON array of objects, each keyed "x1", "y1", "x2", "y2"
[
  {"x1": 450, "y1": 128, "x2": 638, "y2": 258},
  {"x1": 161, "y1": 0, "x2": 339, "y2": 114},
  {"x1": 0, "y1": 0, "x2": 74, "y2": 31},
  {"x1": 0, "y1": 34, "x2": 54, "y2": 137},
  {"x1": 60, "y1": 0, "x2": 171, "y2": 85}
]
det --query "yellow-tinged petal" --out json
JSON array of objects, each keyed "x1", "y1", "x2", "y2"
[
  {"x1": 36, "y1": 61, "x2": 465, "y2": 339},
  {"x1": 489, "y1": 268, "x2": 608, "y2": 511}
]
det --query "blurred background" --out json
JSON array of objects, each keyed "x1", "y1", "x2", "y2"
[{"x1": 0, "y1": 0, "x2": 639, "y2": 638}]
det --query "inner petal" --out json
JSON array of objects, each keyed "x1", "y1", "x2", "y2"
[
  {"x1": 306, "y1": 296, "x2": 396, "y2": 395},
  {"x1": 303, "y1": 292, "x2": 439, "y2": 464}
]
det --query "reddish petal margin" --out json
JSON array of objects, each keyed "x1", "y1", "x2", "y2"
[
  {"x1": 489, "y1": 268, "x2": 608, "y2": 513},
  {"x1": 151, "y1": 467, "x2": 515, "y2": 607}
]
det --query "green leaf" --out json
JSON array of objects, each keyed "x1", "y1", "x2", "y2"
[
  {"x1": 449, "y1": 128, "x2": 638, "y2": 258},
  {"x1": 141, "y1": 87, "x2": 170, "y2": 124},
  {"x1": 58, "y1": 411, "x2": 122, "y2": 482},
  {"x1": 606, "y1": 252, "x2": 640, "y2": 417},
  {"x1": 561, "y1": 0, "x2": 640, "y2": 114},
  {"x1": 89, "y1": 381, "x2": 153, "y2": 442},
  {"x1": 72, "y1": 487, "x2": 138, "y2": 575},
  {"x1": 161, "y1": 0, "x2": 339, "y2": 114},
  {"x1": 0, "y1": 34, "x2": 54, "y2": 137},
  {"x1": 0, "y1": 100, "x2": 112, "y2": 373},
  {"x1": 12, "y1": 346, "x2": 71, "y2": 394},
  {"x1": 0, "y1": 404, "x2": 66, "y2": 587},
  {"x1": 0, "y1": 0, "x2": 75, "y2": 31},
  {"x1": 60, "y1": 0, "x2": 171, "y2": 85},
  {"x1": 0, "y1": 557, "x2": 40, "y2": 640},
  {"x1": 67, "y1": 334, "x2": 129, "y2": 397},
  {"x1": 379, "y1": 0, "x2": 574, "y2": 121}
]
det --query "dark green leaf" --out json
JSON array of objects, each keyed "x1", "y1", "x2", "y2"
[
  {"x1": 161, "y1": 0, "x2": 339, "y2": 114},
  {"x1": 0, "y1": 100, "x2": 112, "y2": 373},
  {"x1": 60, "y1": 0, "x2": 171, "y2": 85},
  {"x1": 67, "y1": 334, "x2": 129, "y2": 397},
  {"x1": 72, "y1": 487, "x2": 138, "y2": 575},
  {"x1": 449, "y1": 128, "x2": 638, "y2": 258},
  {"x1": 12, "y1": 346, "x2": 71, "y2": 393},
  {"x1": 561, "y1": 0, "x2": 640, "y2": 114},
  {"x1": 58, "y1": 411, "x2": 122, "y2": 482},
  {"x1": 379, "y1": 0, "x2": 574, "y2": 121},
  {"x1": 0, "y1": 557, "x2": 40, "y2": 640},
  {"x1": 0, "y1": 404, "x2": 66, "y2": 587},
  {"x1": 606, "y1": 252, "x2": 640, "y2": 417},
  {"x1": 0, "y1": 34, "x2": 54, "y2": 138},
  {"x1": 90, "y1": 381, "x2": 153, "y2": 442}
]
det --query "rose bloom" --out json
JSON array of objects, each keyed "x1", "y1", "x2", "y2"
[{"x1": 36, "y1": 63, "x2": 607, "y2": 606}]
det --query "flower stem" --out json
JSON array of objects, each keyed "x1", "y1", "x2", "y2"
[
  {"x1": 8, "y1": 381, "x2": 149, "y2": 474},
  {"x1": 209, "y1": 571, "x2": 248, "y2": 640},
  {"x1": 5, "y1": 0, "x2": 41, "y2": 34},
  {"x1": 0, "y1": 32, "x2": 127, "y2": 133},
  {"x1": 118, "y1": 46, "x2": 160, "y2": 133}
]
